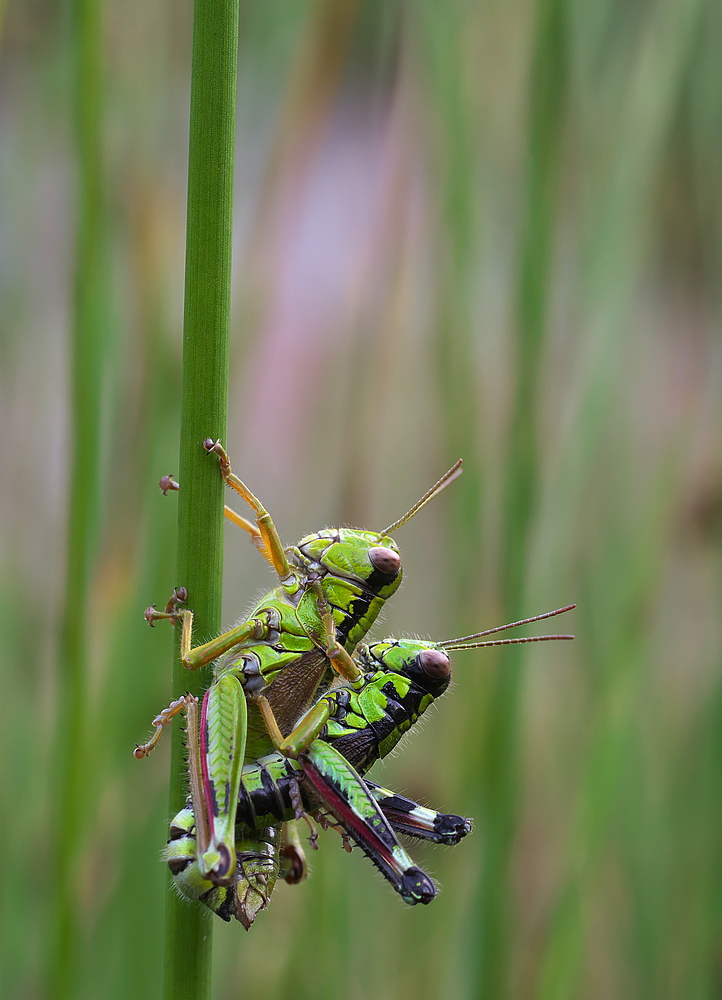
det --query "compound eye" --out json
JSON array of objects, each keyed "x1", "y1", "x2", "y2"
[
  {"x1": 418, "y1": 649, "x2": 450, "y2": 680},
  {"x1": 368, "y1": 546, "x2": 401, "y2": 575}
]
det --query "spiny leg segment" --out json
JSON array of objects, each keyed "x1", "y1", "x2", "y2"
[
  {"x1": 204, "y1": 438, "x2": 291, "y2": 581},
  {"x1": 144, "y1": 586, "x2": 274, "y2": 673},
  {"x1": 134, "y1": 692, "x2": 195, "y2": 759}
]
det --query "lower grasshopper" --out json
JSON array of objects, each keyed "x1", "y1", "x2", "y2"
[
  {"x1": 166, "y1": 607, "x2": 575, "y2": 926},
  {"x1": 137, "y1": 442, "x2": 462, "y2": 885}
]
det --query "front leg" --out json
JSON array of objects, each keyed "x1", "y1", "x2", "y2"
[
  {"x1": 136, "y1": 591, "x2": 269, "y2": 758},
  {"x1": 204, "y1": 438, "x2": 292, "y2": 583},
  {"x1": 308, "y1": 580, "x2": 364, "y2": 683},
  {"x1": 145, "y1": 587, "x2": 273, "y2": 671}
]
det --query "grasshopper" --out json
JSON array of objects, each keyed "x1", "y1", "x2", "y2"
[
  {"x1": 136, "y1": 441, "x2": 462, "y2": 885},
  {"x1": 165, "y1": 607, "x2": 575, "y2": 926}
]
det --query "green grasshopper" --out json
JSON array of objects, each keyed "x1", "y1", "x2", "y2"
[
  {"x1": 165, "y1": 607, "x2": 575, "y2": 927},
  {"x1": 136, "y1": 441, "x2": 463, "y2": 885}
]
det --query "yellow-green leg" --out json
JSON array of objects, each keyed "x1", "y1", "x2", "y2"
[
  {"x1": 204, "y1": 438, "x2": 292, "y2": 581},
  {"x1": 133, "y1": 693, "x2": 195, "y2": 759},
  {"x1": 137, "y1": 589, "x2": 273, "y2": 757},
  {"x1": 257, "y1": 690, "x2": 337, "y2": 759},
  {"x1": 145, "y1": 587, "x2": 273, "y2": 671},
  {"x1": 308, "y1": 580, "x2": 364, "y2": 684}
]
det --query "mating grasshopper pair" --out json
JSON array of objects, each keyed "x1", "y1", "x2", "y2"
[{"x1": 138, "y1": 441, "x2": 575, "y2": 926}]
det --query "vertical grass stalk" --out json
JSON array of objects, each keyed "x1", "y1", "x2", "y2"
[
  {"x1": 48, "y1": 0, "x2": 105, "y2": 995},
  {"x1": 420, "y1": 0, "x2": 484, "y2": 615},
  {"x1": 470, "y1": 0, "x2": 566, "y2": 995},
  {"x1": 163, "y1": 0, "x2": 240, "y2": 997}
]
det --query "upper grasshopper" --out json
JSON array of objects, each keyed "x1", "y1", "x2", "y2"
[{"x1": 136, "y1": 440, "x2": 462, "y2": 885}]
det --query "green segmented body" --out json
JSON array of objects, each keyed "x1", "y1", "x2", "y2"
[
  {"x1": 224, "y1": 529, "x2": 403, "y2": 696},
  {"x1": 214, "y1": 532, "x2": 402, "y2": 761},
  {"x1": 197, "y1": 531, "x2": 403, "y2": 880},
  {"x1": 167, "y1": 636, "x2": 472, "y2": 922}
]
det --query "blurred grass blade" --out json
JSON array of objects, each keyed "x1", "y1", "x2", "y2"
[
  {"x1": 420, "y1": 0, "x2": 485, "y2": 614},
  {"x1": 48, "y1": 0, "x2": 106, "y2": 995},
  {"x1": 467, "y1": 0, "x2": 566, "y2": 995}
]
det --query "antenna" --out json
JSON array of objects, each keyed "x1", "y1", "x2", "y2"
[
  {"x1": 437, "y1": 604, "x2": 576, "y2": 649},
  {"x1": 381, "y1": 459, "x2": 463, "y2": 536},
  {"x1": 443, "y1": 633, "x2": 574, "y2": 651}
]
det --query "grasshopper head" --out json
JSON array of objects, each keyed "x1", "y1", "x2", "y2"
[
  {"x1": 297, "y1": 528, "x2": 402, "y2": 598},
  {"x1": 294, "y1": 460, "x2": 464, "y2": 601},
  {"x1": 360, "y1": 605, "x2": 578, "y2": 700},
  {"x1": 362, "y1": 639, "x2": 452, "y2": 698}
]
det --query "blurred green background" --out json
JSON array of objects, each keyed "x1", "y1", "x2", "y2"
[{"x1": 2, "y1": 0, "x2": 722, "y2": 997}]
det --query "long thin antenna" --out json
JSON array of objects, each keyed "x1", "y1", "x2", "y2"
[
  {"x1": 381, "y1": 459, "x2": 463, "y2": 536},
  {"x1": 447, "y1": 634, "x2": 574, "y2": 651},
  {"x1": 440, "y1": 604, "x2": 576, "y2": 647}
]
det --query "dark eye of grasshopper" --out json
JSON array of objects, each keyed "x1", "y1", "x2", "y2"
[
  {"x1": 418, "y1": 649, "x2": 450, "y2": 679},
  {"x1": 368, "y1": 547, "x2": 401, "y2": 575}
]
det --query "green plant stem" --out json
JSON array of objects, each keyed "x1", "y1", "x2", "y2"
[
  {"x1": 162, "y1": 0, "x2": 239, "y2": 997},
  {"x1": 471, "y1": 0, "x2": 566, "y2": 995},
  {"x1": 48, "y1": 0, "x2": 105, "y2": 996}
]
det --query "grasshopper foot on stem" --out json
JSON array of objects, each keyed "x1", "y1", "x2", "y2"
[
  {"x1": 203, "y1": 437, "x2": 231, "y2": 477},
  {"x1": 144, "y1": 586, "x2": 188, "y2": 626},
  {"x1": 159, "y1": 475, "x2": 180, "y2": 495}
]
